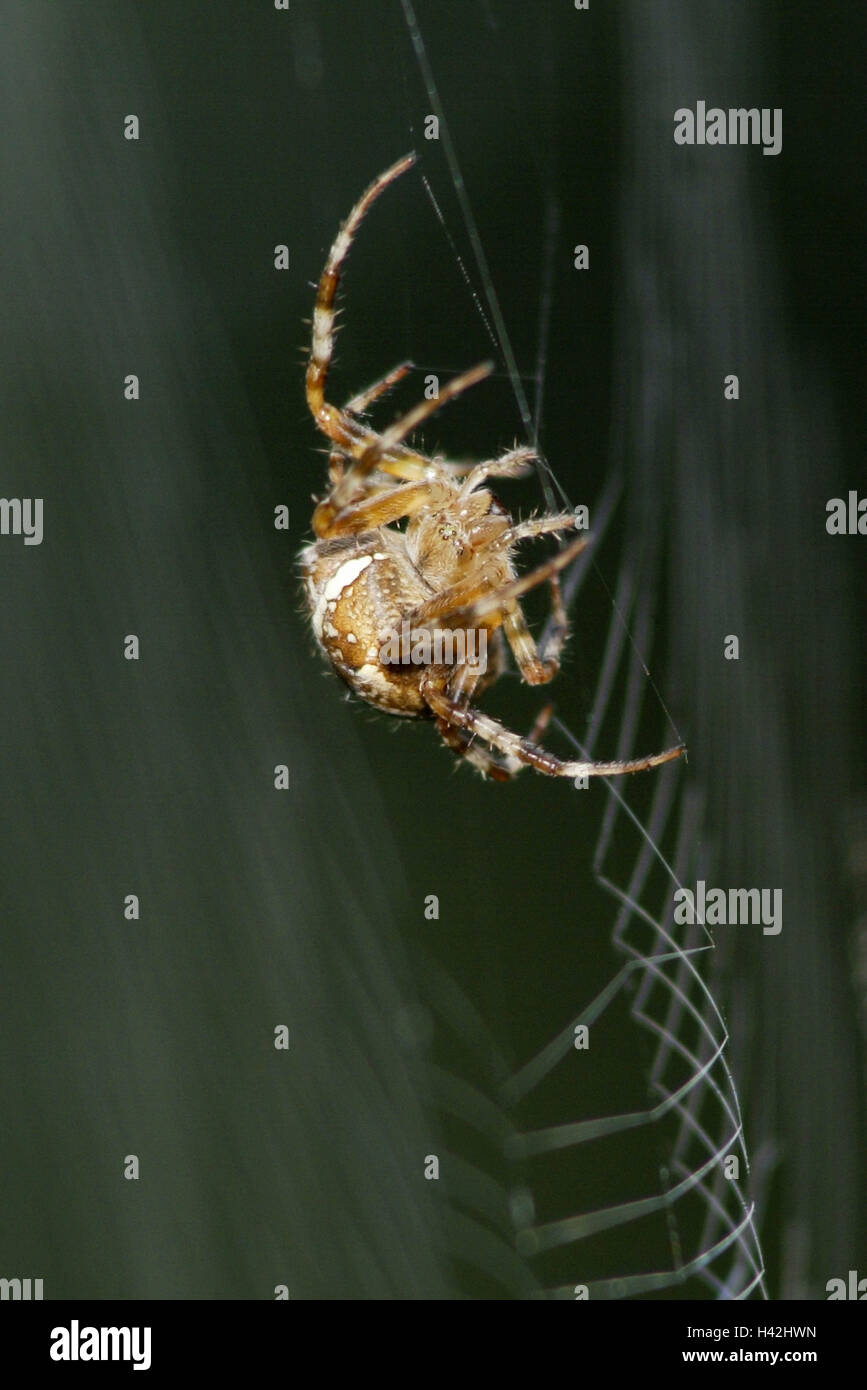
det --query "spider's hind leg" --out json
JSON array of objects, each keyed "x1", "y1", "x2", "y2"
[
  {"x1": 442, "y1": 699, "x2": 557, "y2": 782},
  {"x1": 429, "y1": 651, "x2": 555, "y2": 783},
  {"x1": 421, "y1": 671, "x2": 684, "y2": 781},
  {"x1": 430, "y1": 655, "x2": 514, "y2": 782}
]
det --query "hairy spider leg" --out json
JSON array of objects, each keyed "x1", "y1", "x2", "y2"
[
  {"x1": 315, "y1": 359, "x2": 532, "y2": 536},
  {"x1": 321, "y1": 361, "x2": 493, "y2": 523},
  {"x1": 421, "y1": 673, "x2": 684, "y2": 780},
  {"x1": 415, "y1": 529, "x2": 684, "y2": 775},
  {"x1": 434, "y1": 658, "x2": 511, "y2": 780},
  {"x1": 314, "y1": 416, "x2": 543, "y2": 539},
  {"x1": 307, "y1": 153, "x2": 415, "y2": 441},
  {"x1": 306, "y1": 153, "x2": 447, "y2": 486},
  {"x1": 494, "y1": 514, "x2": 581, "y2": 671},
  {"x1": 435, "y1": 652, "x2": 556, "y2": 781},
  {"x1": 390, "y1": 519, "x2": 580, "y2": 696},
  {"x1": 401, "y1": 526, "x2": 583, "y2": 634},
  {"x1": 538, "y1": 572, "x2": 569, "y2": 668},
  {"x1": 313, "y1": 477, "x2": 450, "y2": 539},
  {"x1": 344, "y1": 359, "x2": 415, "y2": 416},
  {"x1": 422, "y1": 531, "x2": 592, "y2": 630},
  {"x1": 327, "y1": 360, "x2": 416, "y2": 484},
  {"x1": 449, "y1": 710, "x2": 557, "y2": 782},
  {"x1": 457, "y1": 448, "x2": 537, "y2": 497}
]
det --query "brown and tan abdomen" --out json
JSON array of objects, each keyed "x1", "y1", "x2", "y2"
[{"x1": 300, "y1": 535, "x2": 430, "y2": 717}]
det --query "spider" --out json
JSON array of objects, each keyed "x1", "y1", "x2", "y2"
[{"x1": 299, "y1": 153, "x2": 685, "y2": 783}]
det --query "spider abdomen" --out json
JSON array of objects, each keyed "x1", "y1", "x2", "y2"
[{"x1": 299, "y1": 531, "x2": 432, "y2": 717}]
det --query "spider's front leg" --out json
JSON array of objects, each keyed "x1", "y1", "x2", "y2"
[
  {"x1": 312, "y1": 477, "x2": 448, "y2": 539},
  {"x1": 344, "y1": 360, "x2": 414, "y2": 417},
  {"x1": 328, "y1": 361, "x2": 417, "y2": 485},
  {"x1": 457, "y1": 447, "x2": 537, "y2": 496},
  {"x1": 318, "y1": 362, "x2": 492, "y2": 531}
]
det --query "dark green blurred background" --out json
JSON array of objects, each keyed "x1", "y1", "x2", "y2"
[{"x1": 0, "y1": 0, "x2": 863, "y2": 1299}]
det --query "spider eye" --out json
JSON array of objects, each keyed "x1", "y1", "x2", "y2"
[{"x1": 438, "y1": 521, "x2": 465, "y2": 552}]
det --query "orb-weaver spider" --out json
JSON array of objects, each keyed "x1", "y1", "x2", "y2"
[{"x1": 299, "y1": 153, "x2": 684, "y2": 782}]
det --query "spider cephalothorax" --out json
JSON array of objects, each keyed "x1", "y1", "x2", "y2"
[{"x1": 299, "y1": 153, "x2": 684, "y2": 782}]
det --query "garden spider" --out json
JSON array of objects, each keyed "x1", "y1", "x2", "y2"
[{"x1": 299, "y1": 153, "x2": 685, "y2": 782}]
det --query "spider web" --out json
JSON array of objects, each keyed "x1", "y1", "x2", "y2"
[
  {"x1": 416, "y1": 507, "x2": 768, "y2": 1299},
  {"x1": 399, "y1": 0, "x2": 767, "y2": 1299},
  {"x1": 504, "y1": 542, "x2": 767, "y2": 1299}
]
